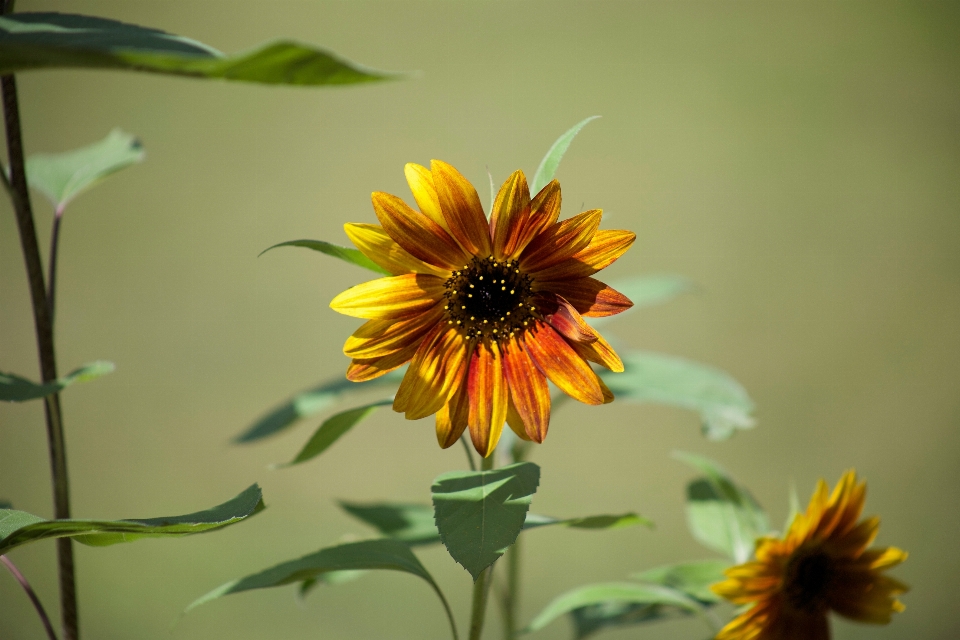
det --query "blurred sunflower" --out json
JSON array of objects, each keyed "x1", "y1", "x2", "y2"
[
  {"x1": 712, "y1": 470, "x2": 908, "y2": 640},
  {"x1": 330, "y1": 160, "x2": 634, "y2": 456}
]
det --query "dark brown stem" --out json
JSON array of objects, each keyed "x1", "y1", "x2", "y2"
[
  {"x1": 2, "y1": 555, "x2": 60, "y2": 640},
  {"x1": 47, "y1": 206, "x2": 64, "y2": 323}
]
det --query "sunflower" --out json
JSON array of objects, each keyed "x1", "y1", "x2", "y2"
[
  {"x1": 330, "y1": 160, "x2": 635, "y2": 456},
  {"x1": 711, "y1": 470, "x2": 908, "y2": 640}
]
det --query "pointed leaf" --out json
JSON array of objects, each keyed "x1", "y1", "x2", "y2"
[
  {"x1": 632, "y1": 559, "x2": 730, "y2": 604},
  {"x1": 298, "y1": 570, "x2": 367, "y2": 598},
  {"x1": 0, "y1": 13, "x2": 398, "y2": 86},
  {"x1": 0, "y1": 360, "x2": 114, "y2": 402},
  {"x1": 0, "y1": 484, "x2": 264, "y2": 555},
  {"x1": 522, "y1": 512, "x2": 652, "y2": 531},
  {"x1": 531, "y1": 116, "x2": 601, "y2": 194},
  {"x1": 275, "y1": 400, "x2": 392, "y2": 467},
  {"x1": 432, "y1": 462, "x2": 540, "y2": 580},
  {"x1": 600, "y1": 351, "x2": 755, "y2": 440},
  {"x1": 258, "y1": 239, "x2": 390, "y2": 275}
]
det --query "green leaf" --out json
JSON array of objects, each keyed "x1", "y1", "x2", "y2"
[
  {"x1": 26, "y1": 129, "x2": 144, "y2": 211},
  {"x1": 531, "y1": 116, "x2": 601, "y2": 195},
  {"x1": 674, "y1": 452, "x2": 770, "y2": 563},
  {"x1": 0, "y1": 360, "x2": 114, "y2": 402},
  {"x1": 275, "y1": 400, "x2": 392, "y2": 467},
  {"x1": 185, "y1": 539, "x2": 457, "y2": 639},
  {"x1": 0, "y1": 500, "x2": 11, "y2": 509},
  {"x1": 522, "y1": 512, "x2": 653, "y2": 531},
  {"x1": 525, "y1": 582, "x2": 706, "y2": 635},
  {"x1": 601, "y1": 351, "x2": 755, "y2": 440},
  {"x1": 234, "y1": 369, "x2": 403, "y2": 443},
  {"x1": 0, "y1": 13, "x2": 398, "y2": 86},
  {"x1": 632, "y1": 559, "x2": 730, "y2": 604},
  {"x1": 298, "y1": 570, "x2": 367, "y2": 598},
  {"x1": 0, "y1": 484, "x2": 264, "y2": 555},
  {"x1": 432, "y1": 462, "x2": 540, "y2": 580},
  {"x1": 258, "y1": 239, "x2": 390, "y2": 275}
]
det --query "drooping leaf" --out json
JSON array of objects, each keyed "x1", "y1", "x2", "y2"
[
  {"x1": 0, "y1": 360, "x2": 115, "y2": 402},
  {"x1": 632, "y1": 559, "x2": 730, "y2": 604},
  {"x1": 275, "y1": 400, "x2": 392, "y2": 468},
  {"x1": 26, "y1": 129, "x2": 144, "y2": 211},
  {"x1": 0, "y1": 13, "x2": 398, "y2": 86},
  {"x1": 600, "y1": 351, "x2": 755, "y2": 440},
  {"x1": 234, "y1": 369, "x2": 403, "y2": 443},
  {"x1": 525, "y1": 582, "x2": 706, "y2": 635},
  {"x1": 258, "y1": 239, "x2": 390, "y2": 275},
  {"x1": 298, "y1": 570, "x2": 367, "y2": 598},
  {"x1": 0, "y1": 484, "x2": 264, "y2": 555},
  {"x1": 432, "y1": 462, "x2": 540, "y2": 580},
  {"x1": 531, "y1": 116, "x2": 601, "y2": 194},
  {"x1": 587, "y1": 275, "x2": 695, "y2": 330},
  {"x1": 674, "y1": 452, "x2": 770, "y2": 563},
  {"x1": 185, "y1": 539, "x2": 457, "y2": 638}
]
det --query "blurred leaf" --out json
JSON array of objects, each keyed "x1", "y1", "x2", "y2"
[
  {"x1": 525, "y1": 582, "x2": 706, "y2": 635},
  {"x1": 601, "y1": 351, "x2": 755, "y2": 440},
  {"x1": 298, "y1": 570, "x2": 367, "y2": 598},
  {"x1": 26, "y1": 129, "x2": 144, "y2": 211},
  {"x1": 587, "y1": 275, "x2": 695, "y2": 330},
  {"x1": 632, "y1": 559, "x2": 730, "y2": 604},
  {"x1": 523, "y1": 512, "x2": 653, "y2": 531},
  {"x1": 674, "y1": 452, "x2": 769, "y2": 563},
  {"x1": 0, "y1": 360, "x2": 114, "y2": 402},
  {"x1": 275, "y1": 400, "x2": 392, "y2": 468},
  {"x1": 432, "y1": 462, "x2": 540, "y2": 580},
  {"x1": 0, "y1": 13, "x2": 398, "y2": 86},
  {"x1": 0, "y1": 500, "x2": 12, "y2": 509},
  {"x1": 258, "y1": 239, "x2": 390, "y2": 275},
  {"x1": 234, "y1": 369, "x2": 403, "y2": 444},
  {"x1": 531, "y1": 116, "x2": 601, "y2": 194},
  {"x1": 0, "y1": 484, "x2": 264, "y2": 555},
  {"x1": 784, "y1": 482, "x2": 802, "y2": 534}
]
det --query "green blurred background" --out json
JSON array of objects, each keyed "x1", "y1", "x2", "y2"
[{"x1": 2, "y1": 1, "x2": 958, "y2": 638}]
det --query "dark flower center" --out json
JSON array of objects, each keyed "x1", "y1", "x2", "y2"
[
  {"x1": 784, "y1": 549, "x2": 835, "y2": 612},
  {"x1": 444, "y1": 256, "x2": 536, "y2": 341}
]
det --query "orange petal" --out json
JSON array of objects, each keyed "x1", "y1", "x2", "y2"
[
  {"x1": 571, "y1": 332, "x2": 624, "y2": 372},
  {"x1": 490, "y1": 170, "x2": 531, "y2": 260},
  {"x1": 431, "y1": 160, "x2": 493, "y2": 257},
  {"x1": 344, "y1": 223, "x2": 447, "y2": 277},
  {"x1": 346, "y1": 341, "x2": 420, "y2": 382},
  {"x1": 372, "y1": 191, "x2": 467, "y2": 271},
  {"x1": 507, "y1": 179, "x2": 561, "y2": 259},
  {"x1": 543, "y1": 294, "x2": 599, "y2": 344},
  {"x1": 505, "y1": 396, "x2": 533, "y2": 442},
  {"x1": 524, "y1": 321, "x2": 604, "y2": 405},
  {"x1": 467, "y1": 341, "x2": 507, "y2": 457},
  {"x1": 344, "y1": 305, "x2": 443, "y2": 358},
  {"x1": 404, "y1": 163, "x2": 448, "y2": 232},
  {"x1": 503, "y1": 338, "x2": 550, "y2": 442},
  {"x1": 394, "y1": 324, "x2": 471, "y2": 419},
  {"x1": 521, "y1": 209, "x2": 603, "y2": 273},
  {"x1": 547, "y1": 277, "x2": 634, "y2": 317},
  {"x1": 331, "y1": 274, "x2": 445, "y2": 319},
  {"x1": 534, "y1": 229, "x2": 636, "y2": 281},
  {"x1": 436, "y1": 383, "x2": 469, "y2": 448}
]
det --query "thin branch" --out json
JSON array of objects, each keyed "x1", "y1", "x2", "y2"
[{"x1": 1, "y1": 555, "x2": 59, "y2": 640}]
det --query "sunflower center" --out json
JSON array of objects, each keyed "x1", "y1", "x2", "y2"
[
  {"x1": 443, "y1": 256, "x2": 536, "y2": 341},
  {"x1": 784, "y1": 549, "x2": 834, "y2": 612}
]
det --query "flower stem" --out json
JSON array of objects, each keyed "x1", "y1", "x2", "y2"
[
  {"x1": 460, "y1": 434, "x2": 477, "y2": 471},
  {"x1": 498, "y1": 537, "x2": 521, "y2": 640},
  {"x1": 467, "y1": 454, "x2": 496, "y2": 640},
  {"x1": 1, "y1": 14, "x2": 78, "y2": 639},
  {"x1": 1, "y1": 555, "x2": 59, "y2": 640},
  {"x1": 47, "y1": 206, "x2": 65, "y2": 324}
]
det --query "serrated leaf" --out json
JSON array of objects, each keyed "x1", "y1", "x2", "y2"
[
  {"x1": 258, "y1": 239, "x2": 390, "y2": 275},
  {"x1": 0, "y1": 484, "x2": 264, "y2": 555},
  {"x1": 0, "y1": 13, "x2": 398, "y2": 86},
  {"x1": 432, "y1": 462, "x2": 540, "y2": 580},
  {"x1": 525, "y1": 582, "x2": 706, "y2": 635},
  {"x1": 632, "y1": 559, "x2": 730, "y2": 604},
  {"x1": 275, "y1": 400, "x2": 391, "y2": 467},
  {"x1": 26, "y1": 129, "x2": 144, "y2": 211},
  {"x1": 674, "y1": 452, "x2": 770, "y2": 563},
  {"x1": 600, "y1": 351, "x2": 755, "y2": 440},
  {"x1": 531, "y1": 116, "x2": 601, "y2": 195},
  {"x1": 234, "y1": 369, "x2": 403, "y2": 444},
  {"x1": 0, "y1": 360, "x2": 115, "y2": 402}
]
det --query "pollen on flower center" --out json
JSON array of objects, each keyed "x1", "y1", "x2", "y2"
[
  {"x1": 784, "y1": 549, "x2": 834, "y2": 612},
  {"x1": 443, "y1": 256, "x2": 536, "y2": 341}
]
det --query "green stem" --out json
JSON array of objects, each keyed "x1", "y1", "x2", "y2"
[
  {"x1": 0, "y1": 15, "x2": 78, "y2": 639},
  {"x1": 467, "y1": 454, "x2": 496, "y2": 640},
  {"x1": 501, "y1": 537, "x2": 521, "y2": 640},
  {"x1": 460, "y1": 434, "x2": 477, "y2": 471}
]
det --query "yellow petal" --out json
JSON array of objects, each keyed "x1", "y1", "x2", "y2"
[
  {"x1": 344, "y1": 223, "x2": 447, "y2": 277},
  {"x1": 490, "y1": 170, "x2": 531, "y2": 260},
  {"x1": 431, "y1": 159, "x2": 493, "y2": 257},
  {"x1": 467, "y1": 341, "x2": 507, "y2": 457},
  {"x1": 343, "y1": 305, "x2": 443, "y2": 358},
  {"x1": 404, "y1": 162, "x2": 448, "y2": 232},
  {"x1": 371, "y1": 192, "x2": 467, "y2": 271},
  {"x1": 330, "y1": 274, "x2": 445, "y2": 319}
]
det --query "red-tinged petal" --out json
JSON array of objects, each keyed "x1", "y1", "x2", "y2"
[
  {"x1": 431, "y1": 159, "x2": 493, "y2": 257},
  {"x1": 543, "y1": 294, "x2": 599, "y2": 344},
  {"x1": 491, "y1": 170, "x2": 531, "y2": 260},
  {"x1": 521, "y1": 209, "x2": 602, "y2": 273},
  {"x1": 344, "y1": 223, "x2": 447, "y2": 277},
  {"x1": 372, "y1": 191, "x2": 467, "y2": 271},
  {"x1": 330, "y1": 274, "x2": 445, "y2": 319},
  {"x1": 467, "y1": 341, "x2": 507, "y2": 457},
  {"x1": 503, "y1": 338, "x2": 550, "y2": 442},
  {"x1": 507, "y1": 180, "x2": 561, "y2": 259},
  {"x1": 394, "y1": 324, "x2": 471, "y2": 419},
  {"x1": 571, "y1": 332, "x2": 624, "y2": 372},
  {"x1": 436, "y1": 383, "x2": 469, "y2": 448},
  {"x1": 506, "y1": 396, "x2": 533, "y2": 442},
  {"x1": 344, "y1": 305, "x2": 443, "y2": 358},
  {"x1": 346, "y1": 341, "x2": 419, "y2": 382},
  {"x1": 534, "y1": 229, "x2": 636, "y2": 281},
  {"x1": 404, "y1": 163, "x2": 448, "y2": 232},
  {"x1": 547, "y1": 277, "x2": 634, "y2": 317},
  {"x1": 525, "y1": 321, "x2": 604, "y2": 405}
]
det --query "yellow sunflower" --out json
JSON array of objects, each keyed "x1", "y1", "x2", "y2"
[
  {"x1": 330, "y1": 160, "x2": 635, "y2": 456},
  {"x1": 712, "y1": 470, "x2": 908, "y2": 640}
]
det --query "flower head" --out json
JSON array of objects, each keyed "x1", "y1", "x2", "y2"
[
  {"x1": 330, "y1": 160, "x2": 635, "y2": 456},
  {"x1": 712, "y1": 470, "x2": 908, "y2": 640}
]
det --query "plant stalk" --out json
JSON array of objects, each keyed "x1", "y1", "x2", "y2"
[
  {"x1": 499, "y1": 537, "x2": 521, "y2": 640},
  {"x1": 47, "y1": 206, "x2": 65, "y2": 323},
  {"x1": 467, "y1": 454, "x2": 497, "y2": 640},
  {"x1": 1, "y1": 555, "x2": 59, "y2": 640},
  {"x1": 2, "y1": 64, "x2": 78, "y2": 640}
]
